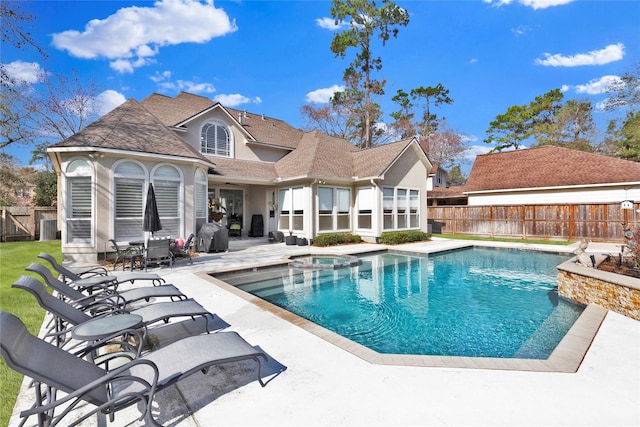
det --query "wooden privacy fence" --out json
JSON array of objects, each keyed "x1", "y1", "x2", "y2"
[
  {"x1": 427, "y1": 203, "x2": 640, "y2": 242},
  {"x1": 1, "y1": 207, "x2": 58, "y2": 242}
]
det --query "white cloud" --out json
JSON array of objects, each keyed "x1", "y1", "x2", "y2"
[
  {"x1": 316, "y1": 17, "x2": 349, "y2": 31},
  {"x1": 305, "y1": 84, "x2": 345, "y2": 104},
  {"x1": 483, "y1": 0, "x2": 573, "y2": 9},
  {"x1": 519, "y1": 0, "x2": 574, "y2": 9},
  {"x1": 151, "y1": 71, "x2": 216, "y2": 94},
  {"x1": 561, "y1": 84, "x2": 570, "y2": 92},
  {"x1": 95, "y1": 90, "x2": 127, "y2": 115},
  {"x1": 213, "y1": 94, "x2": 261, "y2": 107},
  {"x1": 51, "y1": 0, "x2": 237, "y2": 74},
  {"x1": 535, "y1": 43, "x2": 624, "y2": 67},
  {"x1": 511, "y1": 25, "x2": 531, "y2": 36},
  {"x1": 1, "y1": 60, "x2": 42, "y2": 85},
  {"x1": 575, "y1": 75, "x2": 623, "y2": 95}
]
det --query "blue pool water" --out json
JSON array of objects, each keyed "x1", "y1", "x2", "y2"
[{"x1": 221, "y1": 248, "x2": 584, "y2": 359}]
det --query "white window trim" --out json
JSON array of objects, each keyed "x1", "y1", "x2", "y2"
[
  {"x1": 62, "y1": 157, "x2": 95, "y2": 247},
  {"x1": 151, "y1": 164, "x2": 184, "y2": 239},
  {"x1": 111, "y1": 160, "x2": 148, "y2": 243},
  {"x1": 200, "y1": 119, "x2": 234, "y2": 158},
  {"x1": 383, "y1": 186, "x2": 421, "y2": 231},
  {"x1": 316, "y1": 186, "x2": 351, "y2": 233}
]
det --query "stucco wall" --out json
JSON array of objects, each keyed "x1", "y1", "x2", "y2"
[
  {"x1": 468, "y1": 186, "x2": 640, "y2": 206},
  {"x1": 557, "y1": 259, "x2": 640, "y2": 321}
]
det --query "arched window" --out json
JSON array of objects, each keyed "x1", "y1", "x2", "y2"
[
  {"x1": 195, "y1": 169, "x2": 208, "y2": 231},
  {"x1": 201, "y1": 121, "x2": 231, "y2": 157},
  {"x1": 113, "y1": 161, "x2": 146, "y2": 241},
  {"x1": 152, "y1": 165, "x2": 182, "y2": 238},
  {"x1": 65, "y1": 159, "x2": 93, "y2": 245}
]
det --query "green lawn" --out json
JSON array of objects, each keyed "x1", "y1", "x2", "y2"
[{"x1": 0, "y1": 240, "x2": 62, "y2": 427}]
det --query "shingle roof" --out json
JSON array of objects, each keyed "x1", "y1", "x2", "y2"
[
  {"x1": 208, "y1": 157, "x2": 277, "y2": 181},
  {"x1": 50, "y1": 99, "x2": 211, "y2": 163},
  {"x1": 140, "y1": 92, "x2": 304, "y2": 150},
  {"x1": 352, "y1": 139, "x2": 417, "y2": 178},
  {"x1": 274, "y1": 131, "x2": 359, "y2": 179},
  {"x1": 465, "y1": 146, "x2": 640, "y2": 192}
]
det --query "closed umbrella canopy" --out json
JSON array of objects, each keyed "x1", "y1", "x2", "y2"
[{"x1": 143, "y1": 183, "x2": 162, "y2": 235}]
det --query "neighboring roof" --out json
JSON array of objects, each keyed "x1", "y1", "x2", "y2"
[
  {"x1": 465, "y1": 146, "x2": 640, "y2": 193},
  {"x1": 429, "y1": 185, "x2": 467, "y2": 199},
  {"x1": 49, "y1": 99, "x2": 212, "y2": 164}
]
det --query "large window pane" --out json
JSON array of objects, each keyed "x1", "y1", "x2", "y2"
[{"x1": 67, "y1": 176, "x2": 91, "y2": 244}]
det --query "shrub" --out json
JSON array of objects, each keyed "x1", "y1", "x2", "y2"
[
  {"x1": 312, "y1": 233, "x2": 362, "y2": 247},
  {"x1": 379, "y1": 230, "x2": 431, "y2": 245},
  {"x1": 629, "y1": 228, "x2": 640, "y2": 268}
]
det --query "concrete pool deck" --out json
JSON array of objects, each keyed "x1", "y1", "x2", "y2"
[{"x1": 9, "y1": 238, "x2": 640, "y2": 426}]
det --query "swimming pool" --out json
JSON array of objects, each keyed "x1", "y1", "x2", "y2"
[{"x1": 215, "y1": 247, "x2": 584, "y2": 359}]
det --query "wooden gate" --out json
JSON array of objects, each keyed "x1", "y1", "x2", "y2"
[{"x1": 1, "y1": 207, "x2": 58, "y2": 242}]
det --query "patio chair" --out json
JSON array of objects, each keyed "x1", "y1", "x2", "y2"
[
  {"x1": 0, "y1": 311, "x2": 268, "y2": 427},
  {"x1": 170, "y1": 233, "x2": 194, "y2": 264},
  {"x1": 144, "y1": 238, "x2": 173, "y2": 271},
  {"x1": 37, "y1": 252, "x2": 165, "y2": 286},
  {"x1": 109, "y1": 239, "x2": 144, "y2": 271},
  {"x1": 25, "y1": 263, "x2": 187, "y2": 312},
  {"x1": 12, "y1": 276, "x2": 216, "y2": 344}
]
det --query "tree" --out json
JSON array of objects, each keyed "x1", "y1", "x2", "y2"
[
  {"x1": 418, "y1": 121, "x2": 466, "y2": 170},
  {"x1": 603, "y1": 63, "x2": 640, "y2": 162},
  {"x1": 485, "y1": 89, "x2": 564, "y2": 151},
  {"x1": 447, "y1": 164, "x2": 467, "y2": 185},
  {"x1": 411, "y1": 84, "x2": 453, "y2": 137},
  {"x1": 605, "y1": 62, "x2": 640, "y2": 111},
  {"x1": 33, "y1": 170, "x2": 57, "y2": 206},
  {"x1": 390, "y1": 84, "x2": 453, "y2": 139},
  {"x1": 534, "y1": 99, "x2": 597, "y2": 152},
  {"x1": 330, "y1": 0, "x2": 409, "y2": 148},
  {"x1": 0, "y1": 152, "x2": 25, "y2": 206},
  {"x1": 1, "y1": 1, "x2": 46, "y2": 149}
]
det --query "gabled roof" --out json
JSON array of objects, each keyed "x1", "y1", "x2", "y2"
[
  {"x1": 140, "y1": 92, "x2": 304, "y2": 150},
  {"x1": 465, "y1": 146, "x2": 640, "y2": 193},
  {"x1": 353, "y1": 138, "x2": 426, "y2": 178},
  {"x1": 274, "y1": 130, "x2": 358, "y2": 179},
  {"x1": 49, "y1": 99, "x2": 212, "y2": 164}
]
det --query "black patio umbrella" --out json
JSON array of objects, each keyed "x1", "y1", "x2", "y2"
[{"x1": 143, "y1": 183, "x2": 162, "y2": 236}]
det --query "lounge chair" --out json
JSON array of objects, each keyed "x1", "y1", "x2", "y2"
[
  {"x1": 0, "y1": 311, "x2": 268, "y2": 427},
  {"x1": 37, "y1": 252, "x2": 109, "y2": 278},
  {"x1": 38, "y1": 252, "x2": 165, "y2": 287},
  {"x1": 12, "y1": 276, "x2": 215, "y2": 343},
  {"x1": 26, "y1": 263, "x2": 186, "y2": 311}
]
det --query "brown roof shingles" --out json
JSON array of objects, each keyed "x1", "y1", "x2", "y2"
[
  {"x1": 465, "y1": 146, "x2": 640, "y2": 192},
  {"x1": 353, "y1": 139, "x2": 415, "y2": 178},
  {"x1": 51, "y1": 99, "x2": 211, "y2": 163}
]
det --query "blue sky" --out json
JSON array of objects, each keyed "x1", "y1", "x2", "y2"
[{"x1": 3, "y1": 0, "x2": 639, "y2": 172}]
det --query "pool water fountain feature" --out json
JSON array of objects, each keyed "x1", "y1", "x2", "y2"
[{"x1": 289, "y1": 254, "x2": 362, "y2": 270}]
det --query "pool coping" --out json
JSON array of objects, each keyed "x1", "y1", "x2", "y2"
[{"x1": 199, "y1": 245, "x2": 608, "y2": 373}]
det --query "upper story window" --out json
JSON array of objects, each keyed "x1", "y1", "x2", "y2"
[{"x1": 201, "y1": 121, "x2": 232, "y2": 157}]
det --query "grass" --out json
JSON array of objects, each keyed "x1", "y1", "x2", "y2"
[
  {"x1": 0, "y1": 240, "x2": 62, "y2": 427},
  {"x1": 432, "y1": 233, "x2": 574, "y2": 246}
]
